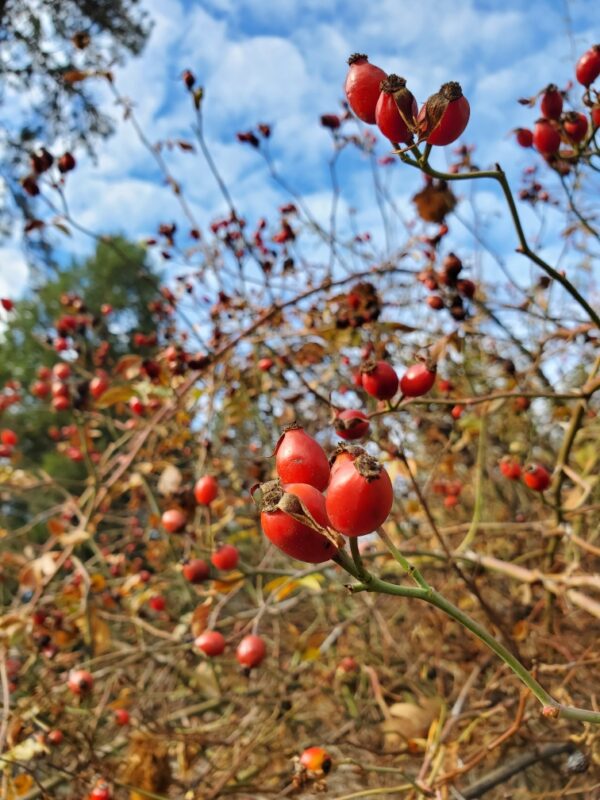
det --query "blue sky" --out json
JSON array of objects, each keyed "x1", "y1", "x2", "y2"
[{"x1": 1, "y1": 0, "x2": 599, "y2": 306}]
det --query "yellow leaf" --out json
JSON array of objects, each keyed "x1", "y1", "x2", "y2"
[
  {"x1": 212, "y1": 571, "x2": 245, "y2": 594},
  {"x1": 298, "y1": 574, "x2": 324, "y2": 593},
  {"x1": 264, "y1": 577, "x2": 300, "y2": 601},
  {"x1": 95, "y1": 385, "x2": 135, "y2": 408},
  {"x1": 90, "y1": 573, "x2": 106, "y2": 592},
  {"x1": 301, "y1": 646, "x2": 321, "y2": 661}
]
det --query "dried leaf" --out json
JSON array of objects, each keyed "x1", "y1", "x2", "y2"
[
  {"x1": 95, "y1": 385, "x2": 136, "y2": 408},
  {"x1": 157, "y1": 464, "x2": 183, "y2": 496}
]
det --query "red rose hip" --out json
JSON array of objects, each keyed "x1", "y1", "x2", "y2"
[
  {"x1": 360, "y1": 360, "x2": 398, "y2": 400},
  {"x1": 275, "y1": 424, "x2": 330, "y2": 491},
  {"x1": 344, "y1": 53, "x2": 387, "y2": 124},
  {"x1": 326, "y1": 453, "x2": 393, "y2": 536},
  {"x1": 194, "y1": 475, "x2": 219, "y2": 505},
  {"x1": 195, "y1": 630, "x2": 226, "y2": 656},
  {"x1": 236, "y1": 634, "x2": 266, "y2": 669},
  {"x1": 400, "y1": 363, "x2": 436, "y2": 397},
  {"x1": 259, "y1": 480, "x2": 337, "y2": 563}
]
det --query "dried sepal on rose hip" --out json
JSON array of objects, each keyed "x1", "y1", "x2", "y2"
[
  {"x1": 375, "y1": 74, "x2": 417, "y2": 143},
  {"x1": 253, "y1": 479, "x2": 341, "y2": 563},
  {"x1": 418, "y1": 81, "x2": 470, "y2": 146},
  {"x1": 326, "y1": 451, "x2": 394, "y2": 537},
  {"x1": 344, "y1": 53, "x2": 387, "y2": 124}
]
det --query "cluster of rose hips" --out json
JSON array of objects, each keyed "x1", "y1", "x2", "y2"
[
  {"x1": 159, "y1": 477, "x2": 269, "y2": 670},
  {"x1": 513, "y1": 44, "x2": 600, "y2": 167},
  {"x1": 21, "y1": 146, "x2": 76, "y2": 197},
  {"x1": 335, "y1": 357, "x2": 437, "y2": 441},
  {"x1": 417, "y1": 251, "x2": 475, "y2": 319},
  {"x1": 344, "y1": 53, "x2": 470, "y2": 147},
  {"x1": 500, "y1": 457, "x2": 551, "y2": 493}
]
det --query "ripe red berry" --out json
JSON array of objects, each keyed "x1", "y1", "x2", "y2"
[
  {"x1": 1, "y1": 298, "x2": 14, "y2": 311},
  {"x1": 194, "y1": 475, "x2": 219, "y2": 505},
  {"x1": 129, "y1": 397, "x2": 145, "y2": 416},
  {"x1": 515, "y1": 128, "x2": 533, "y2": 148},
  {"x1": 114, "y1": 708, "x2": 130, "y2": 726},
  {"x1": 182, "y1": 558, "x2": 210, "y2": 583},
  {"x1": 400, "y1": 363, "x2": 436, "y2": 398},
  {"x1": 540, "y1": 85, "x2": 563, "y2": 119},
  {"x1": 338, "y1": 656, "x2": 359, "y2": 673},
  {"x1": 67, "y1": 668, "x2": 94, "y2": 695},
  {"x1": 182, "y1": 69, "x2": 195, "y2": 89},
  {"x1": 344, "y1": 53, "x2": 387, "y2": 124},
  {"x1": 427, "y1": 295, "x2": 444, "y2": 310},
  {"x1": 419, "y1": 82, "x2": 470, "y2": 146},
  {"x1": 47, "y1": 729, "x2": 64, "y2": 745},
  {"x1": 300, "y1": 746, "x2": 333, "y2": 774},
  {"x1": 148, "y1": 594, "x2": 166, "y2": 611},
  {"x1": 444, "y1": 494, "x2": 459, "y2": 509},
  {"x1": 211, "y1": 544, "x2": 239, "y2": 571},
  {"x1": 89, "y1": 781, "x2": 111, "y2": 800},
  {"x1": 499, "y1": 457, "x2": 522, "y2": 481},
  {"x1": 451, "y1": 404, "x2": 464, "y2": 420},
  {"x1": 52, "y1": 363, "x2": 70, "y2": 380},
  {"x1": 1, "y1": 429, "x2": 18, "y2": 447},
  {"x1": 533, "y1": 118, "x2": 562, "y2": 155},
  {"x1": 563, "y1": 112, "x2": 588, "y2": 143},
  {"x1": 334, "y1": 409, "x2": 370, "y2": 440},
  {"x1": 22, "y1": 175, "x2": 40, "y2": 196},
  {"x1": 89, "y1": 372, "x2": 109, "y2": 400},
  {"x1": 275, "y1": 424, "x2": 330, "y2": 491},
  {"x1": 259, "y1": 481, "x2": 337, "y2": 563},
  {"x1": 375, "y1": 74, "x2": 417, "y2": 143},
  {"x1": 326, "y1": 453, "x2": 393, "y2": 537},
  {"x1": 195, "y1": 630, "x2": 226, "y2": 656},
  {"x1": 52, "y1": 395, "x2": 70, "y2": 411},
  {"x1": 352, "y1": 371, "x2": 363, "y2": 388},
  {"x1": 236, "y1": 634, "x2": 266, "y2": 669},
  {"x1": 258, "y1": 357, "x2": 274, "y2": 372},
  {"x1": 575, "y1": 44, "x2": 600, "y2": 87},
  {"x1": 31, "y1": 380, "x2": 50, "y2": 398},
  {"x1": 161, "y1": 508, "x2": 188, "y2": 533},
  {"x1": 523, "y1": 464, "x2": 551, "y2": 492},
  {"x1": 361, "y1": 360, "x2": 398, "y2": 400},
  {"x1": 57, "y1": 152, "x2": 76, "y2": 173}
]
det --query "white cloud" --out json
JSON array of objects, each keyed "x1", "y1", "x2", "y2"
[{"x1": 0, "y1": 246, "x2": 29, "y2": 299}]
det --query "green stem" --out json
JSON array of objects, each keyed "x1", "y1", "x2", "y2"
[
  {"x1": 346, "y1": 571, "x2": 600, "y2": 724},
  {"x1": 456, "y1": 411, "x2": 487, "y2": 553},
  {"x1": 376, "y1": 527, "x2": 430, "y2": 590}
]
